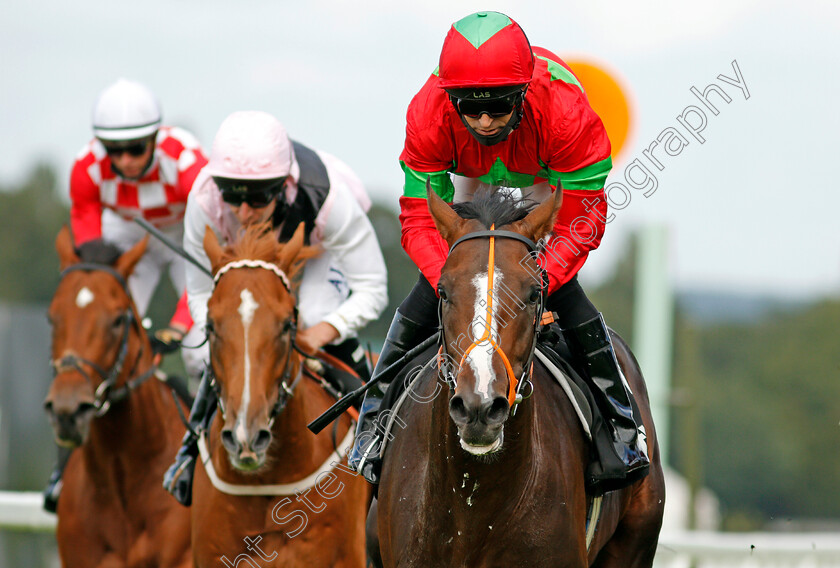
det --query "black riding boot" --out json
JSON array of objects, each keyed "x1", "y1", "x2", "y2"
[
  {"x1": 43, "y1": 445, "x2": 72, "y2": 513},
  {"x1": 162, "y1": 372, "x2": 216, "y2": 506},
  {"x1": 348, "y1": 311, "x2": 434, "y2": 484},
  {"x1": 563, "y1": 314, "x2": 650, "y2": 494}
]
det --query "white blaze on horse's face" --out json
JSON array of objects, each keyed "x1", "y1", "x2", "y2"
[
  {"x1": 235, "y1": 288, "x2": 259, "y2": 446},
  {"x1": 75, "y1": 287, "x2": 94, "y2": 308},
  {"x1": 467, "y1": 269, "x2": 503, "y2": 402}
]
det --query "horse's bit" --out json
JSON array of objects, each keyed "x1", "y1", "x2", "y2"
[{"x1": 439, "y1": 226, "x2": 546, "y2": 408}]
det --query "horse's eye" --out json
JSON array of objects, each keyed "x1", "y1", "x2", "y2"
[
  {"x1": 438, "y1": 286, "x2": 449, "y2": 303},
  {"x1": 528, "y1": 287, "x2": 541, "y2": 305},
  {"x1": 112, "y1": 313, "x2": 126, "y2": 329}
]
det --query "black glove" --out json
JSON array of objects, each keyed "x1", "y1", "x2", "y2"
[{"x1": 151, "y1": 327, "x2": 185, "y2": 355}]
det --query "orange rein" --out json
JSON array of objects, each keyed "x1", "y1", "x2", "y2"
[{"x1": 455, "y1": 226, "x2": 521, "y2": 406}]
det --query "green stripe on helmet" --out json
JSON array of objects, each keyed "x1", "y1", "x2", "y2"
[
  {"x1": 536, "y1": 55, "x2": 584, "y2": 93},
  {"x1": 453, "y1": 12, "x2": 513, "y2": 49}
]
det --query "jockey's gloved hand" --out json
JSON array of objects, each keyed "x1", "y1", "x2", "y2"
[{"x1": 151, "y1": 326, "x2": 185, "y2": 355}]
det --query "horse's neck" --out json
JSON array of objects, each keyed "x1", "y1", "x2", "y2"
[
  {"x1": 269, "y1": 379, "x2": 325, "y2": 470},
  {"x1": 425, "y1": 388, "x2": 549, "y2": 522},
  {"x1": 83, "y1": 339, "x2": 168, "y2": 477}
]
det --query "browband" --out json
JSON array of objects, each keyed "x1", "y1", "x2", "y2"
[{"x1": 449, "y1": 229, "x2": 538, "y2": 254}]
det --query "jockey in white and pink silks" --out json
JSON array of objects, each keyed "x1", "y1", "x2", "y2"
[{"x1": 163, "y1": 111, "x2": 388, "y2": 507}]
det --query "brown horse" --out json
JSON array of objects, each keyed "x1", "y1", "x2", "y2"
[
  {"x1": 375, "y1": 188, "x2": 665, "y2": 567},
  {"x1": 191, "y1": 223, "x2": 369, "y2": 568},
  {"x1": 45, "y1": 226, "x2": 191, "y2": 567}
]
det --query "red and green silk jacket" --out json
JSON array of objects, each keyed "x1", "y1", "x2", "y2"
[{"x1": 399, "y1": 46, "x2": 612, "y2": 294}]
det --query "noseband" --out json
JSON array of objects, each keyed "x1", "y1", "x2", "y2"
[
  {"x1": 440, "y1": 226, "x2": 546, "y2": 408},
  {"x1": 209, "y1": 259, "x2": 302, "y2": 422},
  {"x1": 51, "y1": 263, "x2": 155, "y2": 416}
]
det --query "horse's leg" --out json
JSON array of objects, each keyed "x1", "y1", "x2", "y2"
[
  {"x1": 365, "y1": 497, "x2": 383, "y2": 568},
  {"x1": 590, "y1": 477, "x2": 665, "y2": 568}
]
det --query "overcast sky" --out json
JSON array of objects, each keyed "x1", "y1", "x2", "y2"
[{"x1": 2, "y1": 0, "x2": 838, "y2": 299}]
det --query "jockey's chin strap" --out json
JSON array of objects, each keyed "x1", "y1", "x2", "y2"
[
  {"x1": 210, "y1": 259, "x2": 302, "y2": 424},
  {"x1": 444, "y1": 226, "x2": 546, "y2": 408},
  {"x1": 52, "y1": 263, "x2": 155, "y2": 416}
]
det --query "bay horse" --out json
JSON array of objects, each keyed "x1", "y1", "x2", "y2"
[
  {"x1": 45, "y1": 226, "x2": 191, "y2": 567},
  {"x1": 375, "y1": 188, "x2": 665, "y2": 567},
  {"x1": 191, "y1": 223, "x2": 369, "y2": 567}
]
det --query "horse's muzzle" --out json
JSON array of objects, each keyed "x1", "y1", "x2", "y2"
[
  {"x1": 221, "y1": 426, "x2": 273, "y2": 472},
  {"x1": 449, "y1": 392, "x2": 509, "y2": 452},
  {"x1": 44, "y1": 398, "x2": 96, "y2": 447}
]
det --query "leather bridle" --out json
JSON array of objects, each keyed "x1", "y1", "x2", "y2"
[
  {"x1": 438, "y1": 226, "x2": 546, "y2": 409},
  {"x1": 50, "y1": 263, "x2": 155, "y2": 416}
]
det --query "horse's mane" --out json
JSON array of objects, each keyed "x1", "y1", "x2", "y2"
[
  {"x1": 76, "y1": 238, "x2": 123, "y2": 266},
  {"x1": 451, "y1": 188, "x2": 534, "y2": 229},
  {"x1": 223, "y1": 222, "x2": 317, "y2": 281}
]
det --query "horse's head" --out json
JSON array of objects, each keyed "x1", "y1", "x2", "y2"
[
  {"x1": 428, "y1": 185, "x2": 561, "y2": 456},
  {"x1": 204, "y1": 222, "x2": 316, "y2": 472},
  {"x1": 44, "y1": 226, "x2": 148, "y2": 447}
]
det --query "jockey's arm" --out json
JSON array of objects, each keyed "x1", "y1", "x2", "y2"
[
  {"x1": 312, "y1": 177, "x2": 388, "y2": 344},
  {"x1": 398, "y1": 166, "x2": 453, "y2": 291},
  {"x1": 69, "y1": 154, "x2": 105, "y2": 244},
  {"x1": 182, "y1": 192, "x2": 216, "y2": 335}
]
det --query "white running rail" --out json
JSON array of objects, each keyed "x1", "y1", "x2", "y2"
[
  {"x1": 1, "y1": 492, "x2": 839, "y2": 566},
  {"x1": 0, "y1": 491, "x2": 56, "y2": 532}
]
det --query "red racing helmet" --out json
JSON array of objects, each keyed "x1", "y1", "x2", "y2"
[{"x1": 438, "y1": 11, "x2": 534, "y2": 89}]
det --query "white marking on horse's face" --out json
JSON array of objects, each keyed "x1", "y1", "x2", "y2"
[
  {"x1": 235, "y1": 288, "x2": 259, "y2": 446},
  {"x1": 465, "y1": 269, "x2": 503, "y2": 402},
  {"x1": 75, "y1": 287, "x2": 94, "y2": 308}
]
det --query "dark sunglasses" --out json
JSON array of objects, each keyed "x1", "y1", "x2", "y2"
[
  {"x1": 450, "y1": 91, "x2": 523, "y2": 118},
  {"x1": 102, "y1": 139, "x2": 151, "y2": 158},
  {"x1": 217, "y1": 177, "x2": 287, "y2": 209}
]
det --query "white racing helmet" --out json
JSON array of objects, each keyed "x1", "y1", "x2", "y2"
[{"x1": 92, "y1": 79, "x2": 162, "y2": 141}]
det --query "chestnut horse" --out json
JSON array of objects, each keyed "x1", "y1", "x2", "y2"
[
  {"x1": 375, "y1": 188, "x2": 665, "y2": 567},
  {"x1": 45, "y1": 227, "x2": 191, "y2": 567},
  {"x1": 191, "y1": 223, "x2": 368, "y2": 567}
]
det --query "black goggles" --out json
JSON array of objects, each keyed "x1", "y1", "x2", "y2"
[
  {"x1": 102, "y1": 138, "x2": 152, "y2": 158},
  {"x1": 449, "y1": 91, "x2": 524, "y2": 118},
  {"x1": 215, "y1": 176, "x2": 287, "y2": 208}
]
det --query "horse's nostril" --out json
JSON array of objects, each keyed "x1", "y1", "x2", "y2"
[
  {"x1": 252, "y1": 429, "x2": 272, "y2": 452},
  {"x1": 449, "y1": 395, "x2": 470, "y2": 424},
  {"x1": 221, "y1": 429, "x2": 237, "y2": 452},
  {"x1": 76, "y1": 402, "x2": 96, "y2": 417},
  {"x1": 485, "y1": 396, "x2": 510, "y2": 425}
]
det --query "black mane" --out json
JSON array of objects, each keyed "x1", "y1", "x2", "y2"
[
  {"x1": 451, "y1": 188, "x2": 535, "y2": 229},
  {"x1": 76, "y1": 238, "x2": 123, "y2": 266}
]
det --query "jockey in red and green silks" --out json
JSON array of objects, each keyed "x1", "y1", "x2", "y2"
[
  {"x1": 399, "y1": 11, "x2": 612, "y2": 294},
  {"x1": 351, "y1": 11, "x2": 649, "y2": 495}
]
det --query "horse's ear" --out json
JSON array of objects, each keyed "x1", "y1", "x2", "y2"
[
  {"x1": 115, "y1": 235, "x2": 148, "y2": 279},
  {"x1": 511, "y1": 186, "x2": 563, "y2": 243},
  {"x1": 427, "y1": 178, "x2": 467, "y2": 246},
  {"x1": 55, "y1": 226, "x2": 80, "y2": 270},
  {"x1": 203, "y1": 226, "x2": 226, "y2": 274},
  {"x1": 278, "y1": 222, "x2": 306, "y2": 269}
]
